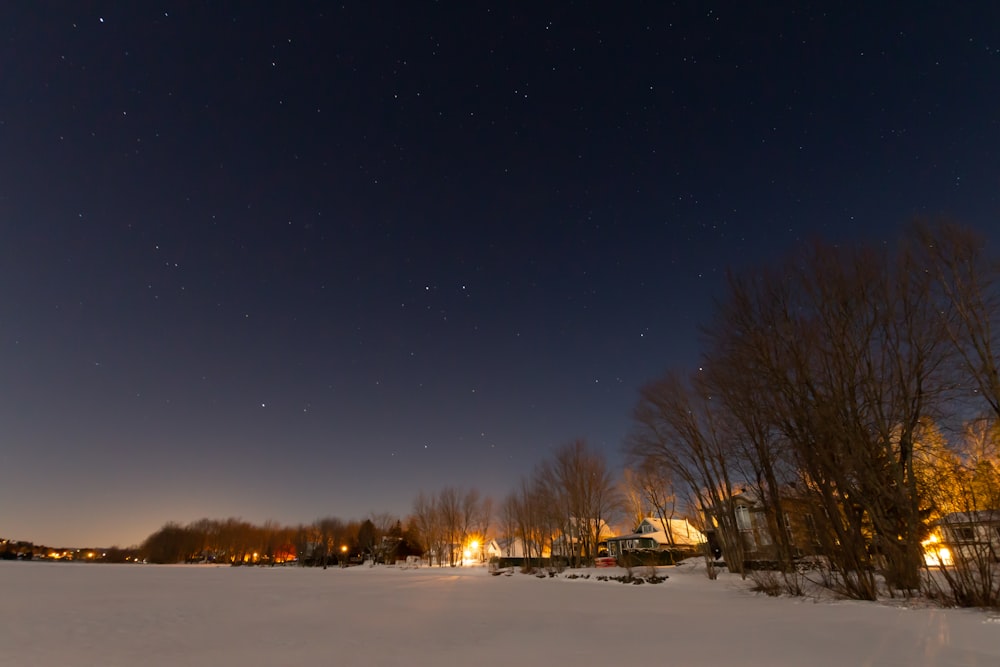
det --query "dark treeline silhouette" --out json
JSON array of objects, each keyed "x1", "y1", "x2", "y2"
[{"x1": 140, "y1": 515, "x2": 422, "y2": 566}]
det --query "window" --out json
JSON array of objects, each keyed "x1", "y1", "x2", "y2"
[
  {"x1": 783, "y1": 512, "x2": 794, "y2": 539},
  {"x1": 804, "y1": 513, "x2": 819, "y2": 545},
  {"x1": 735, "y1": 505, "x2": 752, "y2": 531},
  {"x1": 953, "y1": 526, "x2": 975, "y2": 542}
]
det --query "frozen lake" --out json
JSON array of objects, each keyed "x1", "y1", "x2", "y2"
[{"x1": 2, "y1": 561, "x2": 998, "y2": 666}]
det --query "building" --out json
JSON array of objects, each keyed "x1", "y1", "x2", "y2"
[
  {"x1": 605, "y1": 517, "x2": 706, "y2": 563},
  {"x1": 935, "y1": 510, "x2": 1000, "y2": 564},
  {"x1": 702, "y1": 491, "x2": 825, "y2": 564}
]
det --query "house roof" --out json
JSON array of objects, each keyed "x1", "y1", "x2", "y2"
[
  {"x1": 608, "y1": 517, "x2": 706, "y2": 547},
  {"x1": 939, "y1": 510, "x2": 1000, "y2": 525}
]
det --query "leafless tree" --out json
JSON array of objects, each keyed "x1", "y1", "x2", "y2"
[
  {"x1": 437, "y1": 487, "x2": 462, "y2": 566},
  {"x1": 627, "y1": 372, "x2": 747, "y2": 577},
  {"x1": 468, "y1": 493, "x2": 493, "y2": 562},
  {"x1": 914, "y1": 221, "x2": 1000, "y2": 419},
  {"x1": 540, "y1": 440, "x2": 620, "y2": 566},
  {"x1": 507, "y1": 475, "x2": 548, "y2": 570},
  {"x1": 411, "y1": 491, "x2": 441, "y2": 565},
  {"x1": 706, "y1": 236, "x2": 956, "y2": 595},
  {"x1": 620, "y1": 468, "x2": 647, "y2": 530},
  {"x1": 697, "y1": 350, "x2": 798, "y2": 572},
  {"x1": 622, "y1": 462, "x2": 684, "y2": 545}
]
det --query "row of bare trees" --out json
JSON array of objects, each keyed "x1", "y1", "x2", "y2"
[
  {"x1": 144, "y1": 442, "x2": 622, "y2": 570},
  {"x1": 627, "y1": 221, "x2": 1000, "y2": 605},
  {"x1": 409, "y1": 487, "x2": 492, "y2": 566},
  {"x1": 499, "y1": 439, "x2": 620, "y2": 568}
]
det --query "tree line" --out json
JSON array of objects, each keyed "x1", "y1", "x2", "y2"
[
  {"x1": 140, "y1": 440, "x2": 621, "y2": 569},
  {"x1": 141, "y1": 515, "x2": 422, "y2": 567}
]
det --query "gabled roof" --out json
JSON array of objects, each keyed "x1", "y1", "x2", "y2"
[{"x1": 608, "y1": 517, "x2": 706, "y2": 547}]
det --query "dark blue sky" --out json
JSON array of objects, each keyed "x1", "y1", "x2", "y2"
[{"x1": 2, "y1": 2, "x2": 999, "y2": 547}]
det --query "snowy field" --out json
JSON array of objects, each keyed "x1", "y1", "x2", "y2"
[{"x1": 2, "y1": 560, "x2": 998, "y2": 666}]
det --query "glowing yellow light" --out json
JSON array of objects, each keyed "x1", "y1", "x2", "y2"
[
  {"x1": 921, "y1": 534, "x2": 953, "y2": 567},
  {"x1": 341, "y1": 545, "x2": 348, "y2": 553},
  {"x1": 470, "y1": 540, "x2": 479, "y2": 551}
]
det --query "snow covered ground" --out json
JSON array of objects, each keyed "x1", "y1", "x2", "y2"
[{"x1": 2, "y1": 560, "x2": 998, "y2": 666}]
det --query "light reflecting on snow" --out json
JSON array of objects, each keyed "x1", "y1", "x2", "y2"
[{"x1": 1, "y1": 561, "x2": 997, "y2": 666}]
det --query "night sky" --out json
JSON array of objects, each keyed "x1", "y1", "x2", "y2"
[{"x1": 3, "y1": 3, "x2": 999, "y2": 548}]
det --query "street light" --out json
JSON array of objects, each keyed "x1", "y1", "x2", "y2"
[{"x1": 340, "y1": 545, "x2": 348, "y2": 567}]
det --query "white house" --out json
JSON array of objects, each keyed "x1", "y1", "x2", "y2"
[
  {"x1": 550, "y1": 518, "x2": 616, "y2": 560},
  {"x1": 605, "y1": 517, "x2": 706, "y2": 560},
  {"x1": 937, "y1": 510, "x2": 1000, "y2": 564}
]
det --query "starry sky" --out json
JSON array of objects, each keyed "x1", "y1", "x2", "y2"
[{"x1": 3, "y1": 2, "x2": 999, "y2": 548}]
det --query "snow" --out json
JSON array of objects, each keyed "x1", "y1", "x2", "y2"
[{"x1": 2, "y1": 560, "x2": 998, "y2": 666}]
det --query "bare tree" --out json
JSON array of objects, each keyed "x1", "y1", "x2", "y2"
[
  {"x1": 470, "y1": 494, "x2": 493, "y2": 562},
  {"x1": 411, "y1": 491, "x2": 441, "y2": 565},
  {"x1": 627, "y1": 372, "x2": 747, "y2": 577},
  {"x1": 540, "y1": 440, "x2": 620, "y2": 567},
  {"x1": 622, "y1": 462, "x2": 683, "y2": 546},
  {"x1": 915, "y1": 221, "x2": 1000, "y2": 419},
  {"x1": 507, "y1": 475, "x2": 548, "y2": 570},
  {"x1": 458, "y1": 489, "x2": 481, "y2": 563},
  {"x1": 620, "y1": 468, "x2": 648, "y2": 530},
  {"x1": 498, "y1": 492, "x2": 519, "y2": 559},
  {"x1": 705, "y1": 236, "x2": 956, "y2": 595},
  {"x1": 698, "y1": 352, "x2": 798, "y2": 572},
  {"x1": 437, "y1": 487, "x2": 462, "y2": 566}
]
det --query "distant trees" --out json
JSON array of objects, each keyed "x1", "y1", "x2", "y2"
[
  {"x1": 137, "y1": 512, "x2": 439, "y2": 567},
  {"x1": 141, "y1": 522, "x2": 201, "y2": 564},
  {"x1": 140, "y1": 517, "x2": 321, "y2": 566},
  {"x1": 409, "y1": 487, "x2": 493, "y2": 566},
  {"x1": 411, "y1": 491, "x2": 444, "y2": 565},
  {"x1": 496, "y1": 439, "x2": 621, "y2": 569},
  {"x1": 314, "y1": 517, "x2": 347, "y2": 568},
  {"x1": 500, "y1": 477, "x2": 548, "y2": 568}
]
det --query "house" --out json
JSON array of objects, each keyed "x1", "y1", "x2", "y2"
[
  {"x1": 483, "y1": 538, "x2": 503, "y2": 561},
  {"x1": 701, "y1": 491, "x2": 825, "y2": 564},
  {"x1": 935, "y1": 510, "x2": 1000, "y2": 564},
  {"x1": 605, "y1": 517, "x2": 706, "y2": 562},
  {"x1": 550, "y1": 518, "x2": 616, "y2": 561},
  {"x1": 494, "y1": 536, "x2": 549, "y2": 560}
]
